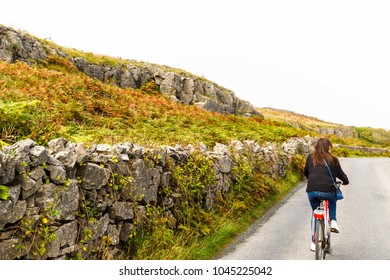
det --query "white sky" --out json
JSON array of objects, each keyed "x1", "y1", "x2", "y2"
[{"x1": 1, "y1": 0, "x2": 390, "y2": 130}]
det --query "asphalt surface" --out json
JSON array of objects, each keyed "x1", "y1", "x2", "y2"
[{"x1": 217, "y1": 158, "x2": 390, "y2": 260}]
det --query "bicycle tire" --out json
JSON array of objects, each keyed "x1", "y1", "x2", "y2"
[
  {"x1": 325, "y1": 227, "x2": 331, "y2": 254},
  {"x1": 315, "y1": 219, "x2": 325, "y2": 260}
]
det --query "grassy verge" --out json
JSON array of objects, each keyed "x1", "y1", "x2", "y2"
[{"x1": 192, "y1": 170, "x2": 303, "y2": 260}]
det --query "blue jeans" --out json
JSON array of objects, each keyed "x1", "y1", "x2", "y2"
[
  {"x1": 308, "y1": 191, "x2": 337, "y2": 242},
  {"x1": 307, "y1": 191, "x2": 337, "y2": 221}
]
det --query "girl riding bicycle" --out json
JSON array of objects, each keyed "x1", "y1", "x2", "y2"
[{"x1": 303, "y1": 138, "x2": 349, "y2": 251}]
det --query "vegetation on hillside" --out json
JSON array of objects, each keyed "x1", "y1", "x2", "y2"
[
  {"x1": 1, "y1": 59, "x2": 311, "y2": 149},
  {"x1": 2, "y1": 59, "x2": 389, "y2": 152}
]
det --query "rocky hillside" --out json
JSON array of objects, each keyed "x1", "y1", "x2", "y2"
[
  {"x1": 259, "y1": 108, "x2": 358, "y2": 138},
  {"x1": 0, "y1": 25, "x2": 260, "y2": 118},
  {"x1": 1, "y1": 24, "x2": 389, "y2": 150}
]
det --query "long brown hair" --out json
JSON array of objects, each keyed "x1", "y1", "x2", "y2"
[{"x1": 312, "y1": 138, "x2": 339, "y2": 167}]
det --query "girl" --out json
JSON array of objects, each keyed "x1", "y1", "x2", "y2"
[{"x1": 304, "y1": 138, "x2": 349, "y2": 251}]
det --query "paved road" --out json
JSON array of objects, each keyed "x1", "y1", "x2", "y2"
[{"x1": 217, "y1": 158, "x2": 390, "y2": 260}]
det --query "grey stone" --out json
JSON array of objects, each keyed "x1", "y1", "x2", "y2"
[
  {"x1": 77, "y1": 163, "x2": 111, "y2": 190},
  {"x1": 0, "y1": 151, "x2": 16, "y2": 184},
  {"x1": 119, "y1": 222, "x2": 134, "y2": 242},
  {"x1": 108, "y1": 201, "x2": 133, "y2": 221},
  {"x1": 0, "y1": 200, "x2": 27, "y2": 230},
  {"x1": 29, "y1": 146, "x2": 49, "y2": 167},
  {"x1": 45, "y1": 156, "x2": 67, "y2": 184},
  {"x1": 58, "y1": 221, "x2": 78, "y2": 247},
  {"x1": 57, "y1": 179, "x2": 79, "y2": 219},
  {"x1": 0, "y1": 238, "x2": 25, "y2": 260}
]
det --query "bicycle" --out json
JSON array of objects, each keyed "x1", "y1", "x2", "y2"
[{"x1": 312, "y1": 181, "x2": 341, "y2": 260}]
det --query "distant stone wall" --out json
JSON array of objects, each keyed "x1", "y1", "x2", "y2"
[
  {"x1": 334, "y1": 144, "x2": 390, "y2": 155},
  {"x1": 0, "y1": 136, "x2": 315, "y2": 259},
  {"x1": 0, "y1": 25, "x2": 261, "y2": 118}
]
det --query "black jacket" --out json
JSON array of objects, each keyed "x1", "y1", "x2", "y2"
[{"x1": 304, "y1": 154, "x2": 349, "y2": 193}]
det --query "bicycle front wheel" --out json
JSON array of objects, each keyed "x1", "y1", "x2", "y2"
[{"x1": 315, "y1": 219, "x2": 325, "y2": 260}]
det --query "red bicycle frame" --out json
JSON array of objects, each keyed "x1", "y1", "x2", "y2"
[{"x1": 313, "y1": 199, "x2": 331, "y2": 259}]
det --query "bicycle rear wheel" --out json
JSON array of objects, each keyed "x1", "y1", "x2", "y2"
[
  {"x1": 325, "y1": 229, "x2": 331, "y2": 254},
  {"x1": 315, "y1": 219, "x2": 325, "y2": 260}
]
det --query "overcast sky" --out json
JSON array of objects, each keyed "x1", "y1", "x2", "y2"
[{"x1": 2, "y1": 0, "x2": 390, "y2": 130}]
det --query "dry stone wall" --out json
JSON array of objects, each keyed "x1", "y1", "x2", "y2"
[{"x1": 0, "y1": 136, "x2": 315, "y2": 259}]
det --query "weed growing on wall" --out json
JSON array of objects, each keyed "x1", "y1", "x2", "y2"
[
  {"x1": 0, "y1": 185, "x2": 9, "y2": 200},
  {"x1": 171, "y1": 152, "x2": 216, "y2": 234},
  {"x1": 126, "y1": 204, "x2": 177, "y2": 260},
  {"x1": 15, "y1": 210, "x2": 57, "y2": 259},
  {"x1": 123, "y1": 152, "x2": 216, "y2": 259},
  {"x1": 229, "y1": 155, "x2": 275, "y2": 213}
]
